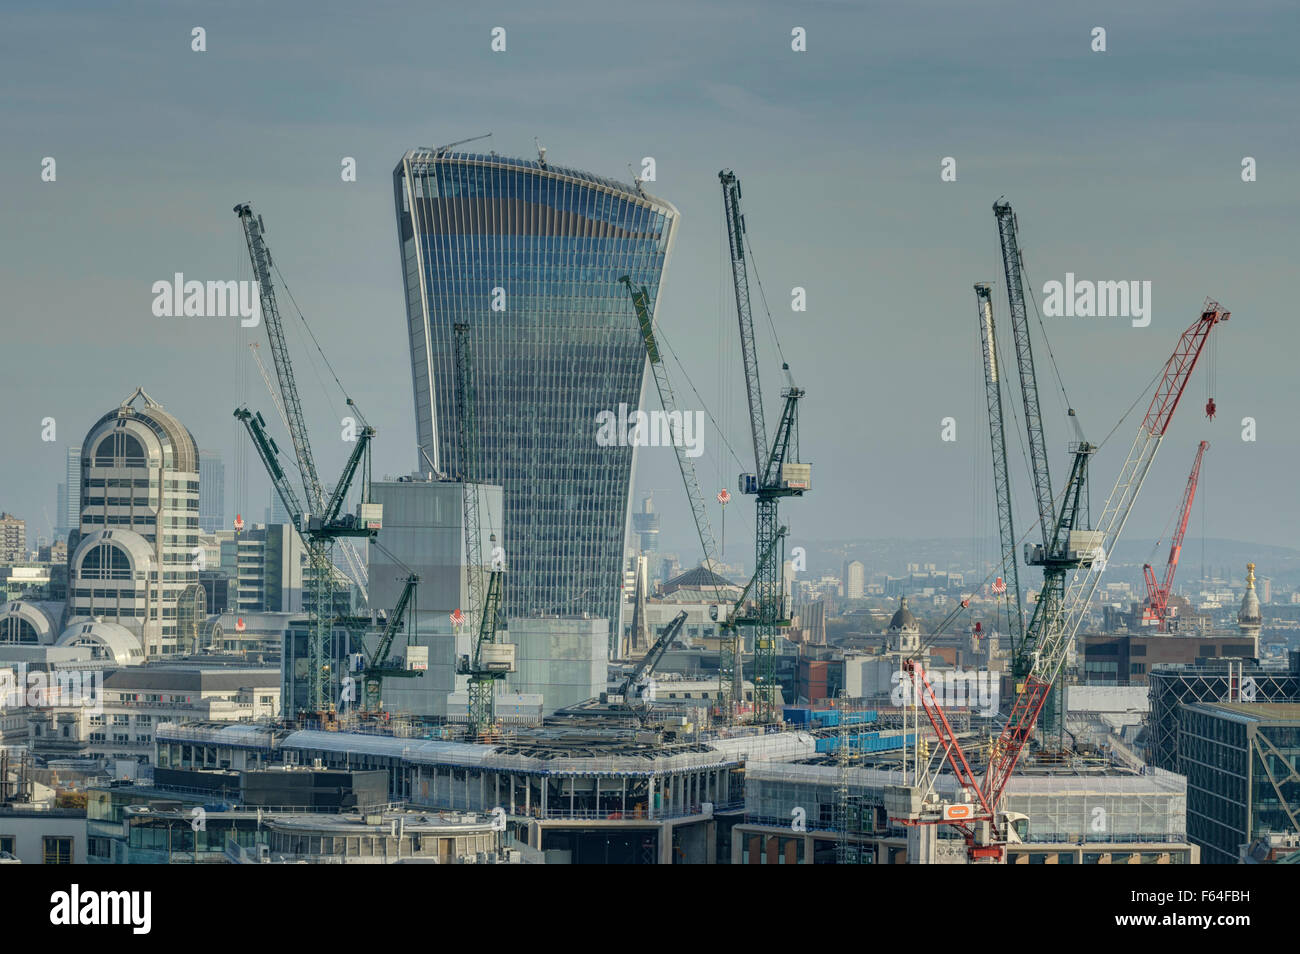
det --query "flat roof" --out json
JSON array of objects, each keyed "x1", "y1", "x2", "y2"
[{"x1": 1190, "y1": 702, "x2": 1300, "y2": 723}]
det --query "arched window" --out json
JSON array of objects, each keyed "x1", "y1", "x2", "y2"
[
  {"x1": 0, "y1": 616, "x2": 39, "y2": 644},
  {"x1": 80, "y1": 542, "x2": 133, "y2": 580},
  {"x1": 93, "y1": 432, "x2": 147, "y2": 467}
]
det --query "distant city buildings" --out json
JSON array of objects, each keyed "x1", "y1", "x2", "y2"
[
  {"x1": 199, "y1": 449, "x2": 226, "y2": 532},
  {"x1": 842, "y1": 560, "x2": 865, "y2": 599},
  {"x1": 0, "y1": 513, "x2": 24, "y2": 564},
  {"x1": 53, "y1": 445, "x2": 81, "y2": 541},
  {"x1": 265, "y1": 487, "x2": 290, "y2": 527}
]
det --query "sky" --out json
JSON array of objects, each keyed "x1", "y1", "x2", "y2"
[{"x1": 1, "y1": 0, "x2": 1297, "y2": 568}]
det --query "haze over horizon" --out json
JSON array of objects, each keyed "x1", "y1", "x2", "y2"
[{"x1": 3, "y1": 1, "x2": 1296, "y2": 560}]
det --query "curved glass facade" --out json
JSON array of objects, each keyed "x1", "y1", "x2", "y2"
[{"x1": 393, "y1": 150, "x2": 679, "y2": 631}]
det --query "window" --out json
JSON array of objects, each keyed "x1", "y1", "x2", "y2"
[
  {"x1": 43, "y1": 836, "x2": 73, "y2": 864},
  {"x1": 0, "y1": 835, "x2": 14, "y2": 857},
  {"x1": 94, "y1": 432, "x2": 146, "y2": 467}
]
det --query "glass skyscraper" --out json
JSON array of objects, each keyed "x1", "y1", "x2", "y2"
[
  {"x1": 393, "y1": 148, "x2": 679, "y2": 630},
  {"x1": 199, "y1": 449, "x2": 225, "y2": 533}
]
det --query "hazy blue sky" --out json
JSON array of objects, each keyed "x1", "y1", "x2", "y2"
[{"x1": 2, "y1": 0, "x2": 1296, "y2": 568}]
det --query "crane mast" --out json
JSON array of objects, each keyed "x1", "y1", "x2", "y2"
[
  {"x1": 896, "y1": 298, "x2": 1228, "y2": 861},
  {"x1": 235, "y1": 204, "x2": 324, "y2": 511},
  {"x1": 1143, "y1": 441, "x2": 1208, "y2": 632},
  {"x1": 993, "y1": 201, "x2": 1055, "y2": 559},
  {"x1": 452, "y1": 322, "x2": 512, "y2": 737},
  {"x1": 720, "y1": 171, "x2": 769, "y2": 478},
  {"x1": 620, "y1": 277, "x2": 737, "y2": 712},
  {"x1": 974, "y1": 283, "x2": 1024, "y2": 651},
  {"x1": 720, "y1": 170, "x2": 809, "y2": 724},
  {"x1": 232, "y1": 203, "x2": 381, "y2": 719}
]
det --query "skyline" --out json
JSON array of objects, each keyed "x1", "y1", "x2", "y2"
[{"x1": 2, "y1": 1, "x2": 1297, "y2": 561}]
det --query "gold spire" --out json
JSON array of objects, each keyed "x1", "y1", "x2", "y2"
[{"x1": 1246, "y1": 563, "x2": 1256, "y2": 591}]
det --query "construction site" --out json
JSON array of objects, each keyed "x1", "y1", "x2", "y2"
[{"x1": 154, "y1": 158, "x2": 1242, "y2": 865}]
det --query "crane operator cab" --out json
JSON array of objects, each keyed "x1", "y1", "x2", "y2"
[{"x1": 999, "y1": 811, "x2": 1030, "y2": 844}]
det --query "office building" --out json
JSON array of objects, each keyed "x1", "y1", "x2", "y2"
[
  {"x1": 1179, "y1": 702, "x2": 1300, "y2": 864},
  {"x1": 0, "y1": 514, "x2": 24, "y2": 565},
  {"x1": 1079, "y1": 632, "x2": 1258, "y2": 686},
  {"x1": 53, "y1": 445, "x2": 81, "y2": 542},
  {"x1": 1146, "y1": 655, "x2": 1300, "y2": 771},
  {"x1": 393, "y1": 147, "x2": 679, "y2": 644},
  {"x1": 65, "y1": 389, "x2": 204, "y2": 657},
  {"x1": 843, "y1": 560, "x2": 865, "y2": 599},
  {"x1": 199, "y1": 449, "x2": 226, "y2": 532},
  {"x1": 225, "y1": 523, "x2": 306, "y2": 614},
  {"x1": 737, "y1": 762, "x2": 1198, "y2": 864}
]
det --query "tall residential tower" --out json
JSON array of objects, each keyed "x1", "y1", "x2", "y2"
[{"x1": 393, "y1": 148, "x2": 679, "y2": 632}]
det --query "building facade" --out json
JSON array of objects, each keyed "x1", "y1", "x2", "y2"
[
  {"x1": 198, "y1": 449, "x2": 226, "y2": 533},
  {"x1": 0, "y1": 514, "x2": 25, "y2": 565},
  {"x1": 1178, "y1": 701, "x2": 1300, "y2": 864},
  {"x1": 393, "y1": 148, "x2": 679, "y2": 641},
  {"x1": 67, "y1": 388, "x2": 202, "y2": 657}
]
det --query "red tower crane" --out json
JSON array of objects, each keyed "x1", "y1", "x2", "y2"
[
  {"x1": 1142, "y1": 441, "x2": 1209, "y2": 632},
  {"x1": 891, "y1": 299, "x2": 1229, "y2": 862}
]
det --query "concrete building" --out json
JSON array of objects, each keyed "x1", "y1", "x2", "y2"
[
  {"x1": 26, "y1": 665, "x2": 280, "y2": 765},
  {"x1": 0, "y1": 514, "x2": 25, "y2": 564},
  {"x1": 1079, "y1": 632, "x2": 1258, "y2": 686},
  {"x1": 393, "y1": 148, "x2": 679, "y2": 640},
  {"x1": 842, "y1": 560, "x2": 865, "y2": 599},
  {"x1": 159, "y1": 722, "x2": 814, "y2": 864},
  {"x1": 366, "y1": 477, "x2": 504, "y2": 718},
  {"x1": 224, "y1": 523, "x2": 305, "y2": 614},
  {"x1": 509, "y1": 616, "x2": 608, "y2": 714},
  {"x1": 736, "y1": 762, "x2": 1198, "y2": 864},
  {"x1": 67, "y1": 388, "x2": 202, "y2": 658},
  {"x1": 0, "y1": 803, "x2": 86, "y2": 864}
]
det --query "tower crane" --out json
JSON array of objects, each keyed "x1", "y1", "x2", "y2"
[
  {"x1": 232, "y1": 203, "x2": 383, "y2": 719},
  {"x1": 620, "y1": 276, "x2": 741, "y2": 711},
  {"x1": 360, "y1": 572, "x2": 421, "y2": 713},
  {"x1": 720, "y1": 170, "x2": 810, "y2": 724},
  {"x1": 892, "y1": 299, "x2": 1229, "y2": 861},
  {"x1": 1142, "y1": 441, "x2": 1209, "y2": 632},
  {"x1": 992, "y1": 202, "x2": 1095, "y2": 738},
  {"x1": 249, "y1": 340, "x2": 369, "y2": 603},
  {"x1": 451, "y1": 322, "x2": 514, "y2": 737},
  {"x1": 994, "y1": 201, "x2": 1055, "y2": 567},
  {"x1": 974, "y1": 283, "x2": 1024, "y2": 651}
]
